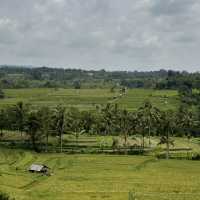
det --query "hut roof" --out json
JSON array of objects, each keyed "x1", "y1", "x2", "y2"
[{"x1": 29, "y1": 164, "x2": 48, "y2": 172}]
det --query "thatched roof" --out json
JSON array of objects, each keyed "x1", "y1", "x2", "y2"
[{"x1": 29, "y1": 164, "x2": 48, "y2": 172}]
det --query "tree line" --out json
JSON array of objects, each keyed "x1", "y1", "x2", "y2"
[
  {"x1": 0, "y1": 100, "x2": 199, "y2": 159},
  {"x1": 1, "y1": 66, "x2": 200, "y2": 90}
]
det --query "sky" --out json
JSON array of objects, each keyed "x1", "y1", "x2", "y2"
[{"x1": 0, "y1": 0, "x2": 200, "y2": 72}]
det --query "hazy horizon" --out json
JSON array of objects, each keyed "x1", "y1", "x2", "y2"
[
  {"x1": 1, "y1": 64, "x2": 199, "y2": 73},
  {"x1": 1, "y1": 0, "x2": 200, "y2": 72}
]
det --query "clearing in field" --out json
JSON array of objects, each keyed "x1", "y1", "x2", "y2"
[
  {"x1": 0, "y1": 134, "x2": 200, "y2": 200},
  {"x1": 0, "y1": 88, "x2": 179, "y2": 110},
  {"x1": 0, "y1": 148, "x2": 200, "y2": 200}
]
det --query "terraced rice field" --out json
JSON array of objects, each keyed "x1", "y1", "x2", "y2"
[
  {"x1": 0, "y1": 88, "x2": 179, "y2": 110},
  {"x1": 0, "y1": 148, "x2": 200, "y2": 200}
]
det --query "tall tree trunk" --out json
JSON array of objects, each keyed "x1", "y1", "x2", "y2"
[
  {"x1": 76, "y1": 132, "x2": 78, "y2": 149},
  {"x1": 31, "y1": 134, "x2": 37, "y2": 152},
  {"x1": 124, "y1": 133, "x2": 127, "y2": 146},
  {"x1": 124, "y1": 131, "x2": 128, "y2": 154},
  {"x1": 60, "y1": 131, "x2": 63, "y2": 153},
  {"x1": 166, "y1": 131, "x2": 169, "y2": 159},
  {"x1": 45, "y1": 133, "x2": 48, "y2": 152},
  {"x1": 148, "y1": 126, "x2": 151, "y2": 147},
  {"x1": 142, "y1": 134, "x2": 145, "y2": 149},
  {"x1": 0, "y1": 128, "x2": 3, "y2": 138}
]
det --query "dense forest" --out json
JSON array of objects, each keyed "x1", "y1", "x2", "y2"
[{"x1": 1, "y1": 65, "x2": 200, "y2": 90}]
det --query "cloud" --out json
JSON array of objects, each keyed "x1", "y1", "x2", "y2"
[
  {"x1": 150, "y1": 0, "x2": 196, "y2": 16},
  {"x1": 0, "y1": 0, "x2": 200, "y2": 71}
]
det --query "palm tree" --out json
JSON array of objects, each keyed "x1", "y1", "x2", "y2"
[
  {"x1": 54, "y1": 105, "x2": 66, "y2": 153},
  {"x1": 0, "y1": 89, "x2": 5, "y2": 99},
  {"x1": 135, "y1": 111, "x2": 147, "y2": 149},
  {"x1": 102, "y1": 103, "x2": 114, "y2": 135},
  {"x1": 80, "y1": 111, "x2": 94, "y2": 133},
  {"x1": 66, "y1": 108, "x2": 84, "y2": 148},
  {"x1": 137, "y1": 100, "x2": 160, "y2": 147},
  {"x1": 0, "y1": 109, "x2": 6, "y2": 138},
  {"x1": 25, "y1": 111, "x2": 41, "y2": 151},
  {"x1": 158, "y1": 110, "x2": 175, "y2": 159},
  {"x1": 38, "y1": 106, "x2": 53, "y2": 152},
  {"x1": 177, "y1": 104, "x2": 194, "y2": 139},
  {"x1": 118, "y1": 109, "x2": 130, "y2": 149},
  {"x1": 13, "y1": 102, "x2": 28, "y2": 137}
]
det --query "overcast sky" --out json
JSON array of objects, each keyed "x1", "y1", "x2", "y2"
[{"x1": 0, "y1": 0, "x2": 200, "y2": 71}]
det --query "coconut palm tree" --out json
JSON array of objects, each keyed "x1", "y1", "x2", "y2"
[
  {"x1": 118, "y1": 109, "x2": 130, "y2": 149},
  {"x1": 177, "y1": 104, "x2": 194, "y2": 138},
  {"x1": 13, "y1": 102, "x2": 28, "y2": 137},
  {"x1": 25, "y1": 111, "x2": 41, "y2": 151},
  {"x1": 0, "y1": 109, "x2": 6, "y2": 138},
  {"x1": 66, "y1": 107, "x2": 85, "y2": 148},
  {"x1": 54, "y1": 105, "x2": 66, "y2": 153},
  {"x1": 158, "y1": 110, "x2": 175, "y2": 159},
  {"x1": 137, "y1": 100, "x2": 161, "y2": 147},
  {"x1": 38, "y1": 106, "x2": 53, "y2": 152},
  {"x1": 135, "y1": 111, "x2": 147, "y2": 149},
  {"x1": 0, "y1": 89, "x2": 5, "y2": 99},
  {"x1": 101, "y1": 103, "x2": 115, "y2": 135}
]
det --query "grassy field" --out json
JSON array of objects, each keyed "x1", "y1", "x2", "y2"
[
  {"x1": 0, "y1": 88, "x2": 179, "y2": 110},
  {"x1": 0, "y1": 147, "x2": 200, "y2": 200},
  {"x1": 1, "y1": 88, "x2": 199, "y2": 200},
  {"x1": 0, "y1": 133, "x2": 199, "y2": 200}
]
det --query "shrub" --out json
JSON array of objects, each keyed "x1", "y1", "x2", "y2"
[
  {"x1": 112, "y1": 137, "x2": 119, "y2": 150},
  {"x1": 192, "y1": 153, "x2": 200, "y2": 160},
  {"x1": 0, "y1": 89, "x2": 5, "y2": 99},
  {"x1": 0, "y1": 192, "x2": 15, "y2": 200}
]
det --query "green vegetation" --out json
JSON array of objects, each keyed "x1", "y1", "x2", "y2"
[
  {"x1": 0, "y1": 88, "x2": 178, "y2": 110},
  {"x1": 0, "y1": 95, "x2": 199, "y2": 158},
  {"x1": 0, "y1": 147, "x2": 199, "y2": 200},
  {"x1": 0, "y1": 89, "x2": 5, "y2": 99},
  {"x1": 1, "y1": 66, "x2": 200, "y2": 91},
  {"x1": 0, "y1": 67, "x2": 200, "y2": 200},
  {"x1": 0, "y1": 191, "x2": 15, "y2": 200}
]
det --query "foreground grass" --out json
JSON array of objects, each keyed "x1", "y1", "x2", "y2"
[
  {"x1": 0, "y1": 148, "x2": 199, "y2": 200},
  {"x1": 0, "y1": 88, "x2": 179, "y2": 110}
]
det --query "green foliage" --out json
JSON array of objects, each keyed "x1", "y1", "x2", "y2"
[
  {"x1": 1, "y1": 66, "x2": 200, "y2": 91},
  {"x1": 157, "y1": 110, "x2": 176, "y2": 159},
  {"x1": 73, "y1": 80, "x2": 81, "y2": 89},
  {"x1": 53, "y1": 105, "x2": 66, "y2": 152},
  {"x1": 0, "y1": 89, "x2": 5, "y2": 99},
  {"x1": 112, "y1": 137, "x2": 119, "y2": 149},
  {"x1": 0, "y1": 148, "x2": 200, "y2": 200},
  {"x1": 0, "y1": 92, "x2": 199, "y2": 154},
  {"x1": 25, "y1": 111, "x2": 41, "y2": 151},
  {"x1": 12, "y1": 102, "x2": 28, "y2": 135},
  {"x1": 0, "y1": 192, "x2": 14, "y2": 200},
  {"x1": 0, "y1": 88, "x2": 179, "y2": 111},
  {"x1": 37, "y1": 106, "x2": 53, "y2": 152},
  {"x1": 128, "y1": 191, "x2": 137, "y2": 200}
]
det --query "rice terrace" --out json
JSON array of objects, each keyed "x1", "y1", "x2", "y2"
[
  {"x1": 0, "y1": 76, "x2": 200, "y2": 199},
  {"x1": 1, "y1": 0, "x2": 200, "y2": 199}
]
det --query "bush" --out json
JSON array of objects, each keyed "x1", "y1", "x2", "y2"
[
  {"x1": 0, "y1": 89, "x2": 5, "y2": 99},
  {"x1": 191, "y1": 153, "x2": 200, "y2": 160},
  {"x1": 112, "y1": 137, "x2": 119, "y2": 150},
  {"x1": 128, "y1": 191, "x2": 137, "y2": 200},
  {"x1": 0, "y1": 192, "x2": 15, "y2": 200}
]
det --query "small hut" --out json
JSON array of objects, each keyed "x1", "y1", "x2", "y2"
[{"x1": 29, "y1": 164, "x2": 49, "y2": 174}]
